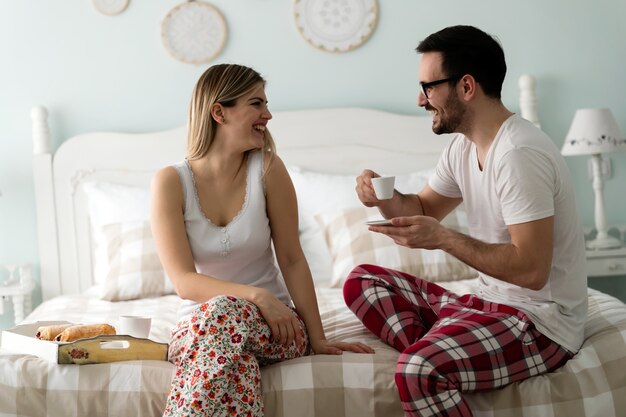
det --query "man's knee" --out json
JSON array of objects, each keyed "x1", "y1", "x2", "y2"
[
  {"x1": 345, "y1": 263, "x2": 378, "y2": 281},
  {"x1": 343, "y1": 264, "x2": 380, "y2": 302},
  {"x1": 395, "y1": 351, "x2": 435, "y2": 388},
  {"x1": 396, "y1": 351, "x2": 457, "y2": 405}
]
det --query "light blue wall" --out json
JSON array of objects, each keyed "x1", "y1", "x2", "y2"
[{"x1": 1, "y1": 0, "x2": 625, "y2": 329}]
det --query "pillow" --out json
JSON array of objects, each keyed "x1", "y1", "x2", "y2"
[
  {"x1": 100, "y1": 221, "x2": 175, "y2": 301},
  {"x1": 82, "y1": 182, "x2": 151, "y2": 285},
  {"x1": 287, "y1": 167, "x2": 434, "y2": 285},
  {"x1": 315, "y1": 206, "x2": 477, "y2": 288}
]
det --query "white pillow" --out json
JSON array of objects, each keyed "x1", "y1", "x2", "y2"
[
  {"x1": 315, "y1": 206, "x2": 477, "y2": 288},
  {"x1": 287, "y1": 167, "x2": 434, "y2": 286},
  {"x1": 82, "y1": 182, "x2": 151, "y2": 285},
  {"x1": 100, "y1": 221, "x2": 175, "y2": 301}
]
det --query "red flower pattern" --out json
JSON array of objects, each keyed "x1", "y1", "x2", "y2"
[{"x1": 162, "y1": 296, "x2": 309, "y2": 417}]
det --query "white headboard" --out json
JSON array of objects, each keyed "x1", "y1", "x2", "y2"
[{"x1": 32, "y1": 75, "x2": 540, "y2": 300}]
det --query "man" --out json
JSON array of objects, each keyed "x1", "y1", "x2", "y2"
[{"x1": 344, "y1": 25, "x2": 587, "y2": 417}]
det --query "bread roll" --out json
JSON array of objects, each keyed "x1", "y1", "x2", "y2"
[
  {"x1": 36, "y1": 324, "x2": 75, "y2": 341},
  {"x1": 54, "y1": 323, "x2": 116, "y2": 342}
]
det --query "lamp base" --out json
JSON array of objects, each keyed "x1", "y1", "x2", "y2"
[{"x1": 586, "y1": 234, "x2": 623, "y2": 250}]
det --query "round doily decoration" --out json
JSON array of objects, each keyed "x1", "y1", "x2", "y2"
[
  {"x1": 93, "y1": 0, "x2": 129, "y2": 15},
  {"x1": 161, "y1": 1, "x2": 227, "y2": 65},
  {"x1": 294, "y1": 0, "x2": 378, "y2": 53}
]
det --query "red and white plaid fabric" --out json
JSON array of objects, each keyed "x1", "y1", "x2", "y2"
[{"x1": 344, "y1": 264, "x2": 573, "y2": 417}]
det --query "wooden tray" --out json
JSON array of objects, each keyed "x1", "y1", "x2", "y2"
[
  {"x1": 1, "y1": 321, "x2": 169, "y2": 364},
  {"x1": 57, "y1": 334, "x2": 168, "y2": 364}
]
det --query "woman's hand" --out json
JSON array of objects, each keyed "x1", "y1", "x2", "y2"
[
  {"x1": 252, "y1": 288, "x2": 304, "y2": 347},
  {"x1": 310, "y1": 339, "x2": 375, "y2": 355}
]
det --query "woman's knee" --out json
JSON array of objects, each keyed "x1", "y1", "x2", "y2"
[
  {"x1": 191, "y1": 295, "x2": 249, "y2": 332},
  {"x1": 189, "y1": 296, "x2": 253, "y2": 346},
  {"x1": 202, "y1": 295, "x2": 246, "y2": 316}
]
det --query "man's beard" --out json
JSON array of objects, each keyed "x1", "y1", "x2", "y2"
[{"x1": 429, "y1": 91, "x2": 466, "y2": 135}]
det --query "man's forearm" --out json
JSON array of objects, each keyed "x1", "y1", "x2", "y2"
[
  {"x1": 440, "y1": 228, "x2": 547, "y2": 290},
  {"x1": 379, "y1": 192, "x2": 424, "y2": 219}
]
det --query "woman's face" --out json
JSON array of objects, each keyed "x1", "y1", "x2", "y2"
[{"x1": 220, "y1": 83, "x2": 272, "y2": 152}]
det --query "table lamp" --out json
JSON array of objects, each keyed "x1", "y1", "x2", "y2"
[{"x1": 562, "y1": 108, "x2": 626, "y2": 250}]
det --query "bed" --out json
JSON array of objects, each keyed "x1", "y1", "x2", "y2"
[{"x1": 1, "y1": 75, "x2": 625, "y2": 417}]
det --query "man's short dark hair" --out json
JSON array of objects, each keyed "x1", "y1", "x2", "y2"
[{"x1": 416, "y1": 25, "x2": 506, "y2": 99}]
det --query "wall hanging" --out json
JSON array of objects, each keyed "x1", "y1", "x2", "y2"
[
  {"x1": 294, "y1": 0, "x2": 378, "y2": 53},
  {"x1": 93, "y1": 0, "x2": 129, "y2": 15},
  {"x1": 161, "y1": 0, "x2": 227, "y2": 65}
]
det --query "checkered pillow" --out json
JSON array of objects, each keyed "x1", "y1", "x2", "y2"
[
  {"x1": 316, "y1": 206, "x2": 478, "y2": 288},
  {"x1": 100, "y1": 221, "x2": 175, "y2": 301}
]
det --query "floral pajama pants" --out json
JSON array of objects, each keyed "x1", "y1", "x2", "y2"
[
  {"x1": 163, "y1": 295, "x2": 310, "y2": 417},
  {"x1": 343, "y1": 264, "x2": 574, "y2": 417}
]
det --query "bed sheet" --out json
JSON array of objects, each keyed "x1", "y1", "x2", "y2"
[{"x1": 1, "y1": 281, "x2": 625, "y2": 417}]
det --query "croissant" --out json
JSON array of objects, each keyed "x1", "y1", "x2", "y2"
[
  {"x1": 36, "y1": 324, "x2": 75, "y2": 341},
  {"x1": 54, "y1": 324, "x2": 117, "y2": 342}
]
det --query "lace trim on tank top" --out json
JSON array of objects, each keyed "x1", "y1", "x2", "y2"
[{"x1": 184, "y1": 157, "x2": 251, "y2": 257}]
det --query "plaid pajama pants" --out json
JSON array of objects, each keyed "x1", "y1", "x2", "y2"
[
  {"x1": 163, "y1": 295, "x2": 310, "y2": 417},
  {"x1": 343, "y1": 264, "x2": 573, "y2": 417}
]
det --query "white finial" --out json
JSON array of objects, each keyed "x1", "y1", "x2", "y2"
[
  {"x1": 31, "y1": 106, "x2": 50, "y2": 155},
  {"x1": 518, "y1": 75, "x2": 540, "y2": 129},
  {"x1": 518, "y1": 74, "x2": 535, "y2": 91}
]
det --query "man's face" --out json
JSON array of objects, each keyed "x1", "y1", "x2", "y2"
[{"x1": 417, "y1": 52, "x2": 467, "y2": 135}]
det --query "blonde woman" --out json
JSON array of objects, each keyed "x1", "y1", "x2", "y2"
[{"x1": 151, "y1": 64, "x2": 373, "y2": 417}]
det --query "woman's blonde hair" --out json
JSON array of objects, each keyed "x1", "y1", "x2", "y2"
[{"x1": 186, "y1": 64, "x2": 276, "y2": 168}]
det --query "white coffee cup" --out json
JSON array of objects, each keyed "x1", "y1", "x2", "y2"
[
  {"x1": 118, "y1": 315, "x2": 152, "y2": 339},
  {"x1": 371, "y1": 176, "x2": 396, "y2": 200}
]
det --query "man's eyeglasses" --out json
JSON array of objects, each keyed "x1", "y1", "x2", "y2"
[{"x1": 420, "y1": 76, "x2": 461, "y2": 99}]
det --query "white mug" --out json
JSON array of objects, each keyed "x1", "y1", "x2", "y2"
[
  {"x1": 371, "y1": 176, "x2": 396, "y2": 200},
  {"x1": 118, "y1": 315, "x2": 152, "y2": 339}
]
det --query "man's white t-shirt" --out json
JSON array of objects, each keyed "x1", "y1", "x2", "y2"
[{"x1": 429, "y1": 114, "x2": 587, "y2": 352}]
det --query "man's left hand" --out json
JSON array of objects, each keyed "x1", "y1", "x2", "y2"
[{"x1": 368, "y1": 215, "x2": 445, "y2": 250}]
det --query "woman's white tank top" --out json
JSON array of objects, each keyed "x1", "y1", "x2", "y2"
[{"x1": 173, "y1": 151, "x2": 291, "y2": 321}]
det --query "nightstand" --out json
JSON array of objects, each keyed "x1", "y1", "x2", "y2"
[
  {"x1": 586, "y1": 247, "x2": 626, "y2": 278},
  {"x1": 0, "y1": 264, "x2": 35, "y2": 324}
]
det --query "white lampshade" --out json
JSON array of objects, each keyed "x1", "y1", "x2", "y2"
[{"x1": 562, "y1": 108, "x2": 626, "y2": 156}]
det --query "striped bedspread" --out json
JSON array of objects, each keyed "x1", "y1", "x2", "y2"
[{"x1": 1, "y1": 280, "x2": 625, "y2": 417}]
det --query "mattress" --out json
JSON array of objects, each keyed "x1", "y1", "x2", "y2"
[{"x1": 1, "y1": 281, "x2": 626, "y2": 417}]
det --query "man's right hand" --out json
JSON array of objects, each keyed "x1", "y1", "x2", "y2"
[{"x1": 356, "y1": 169, "x2": 394, "y2": 207}]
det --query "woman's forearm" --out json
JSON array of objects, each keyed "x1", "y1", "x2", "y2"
[
  {"x1": 172, "y1": 271, "x2": 262, "y2": 304},
  {"x1": 279, "y1": 258, "x2": 326, "y2": 343}
]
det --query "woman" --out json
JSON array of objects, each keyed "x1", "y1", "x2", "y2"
[{"x1": 151, "y1": 64, "x2": 373, "y2": 417}]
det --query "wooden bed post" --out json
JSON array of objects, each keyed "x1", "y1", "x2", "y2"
[
  {"x1": 32, "y1": 105, "x2": 61, "y2": 300},
  {"x1": 519, "y1": 74, "x2": 541, "y2": 129}
]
